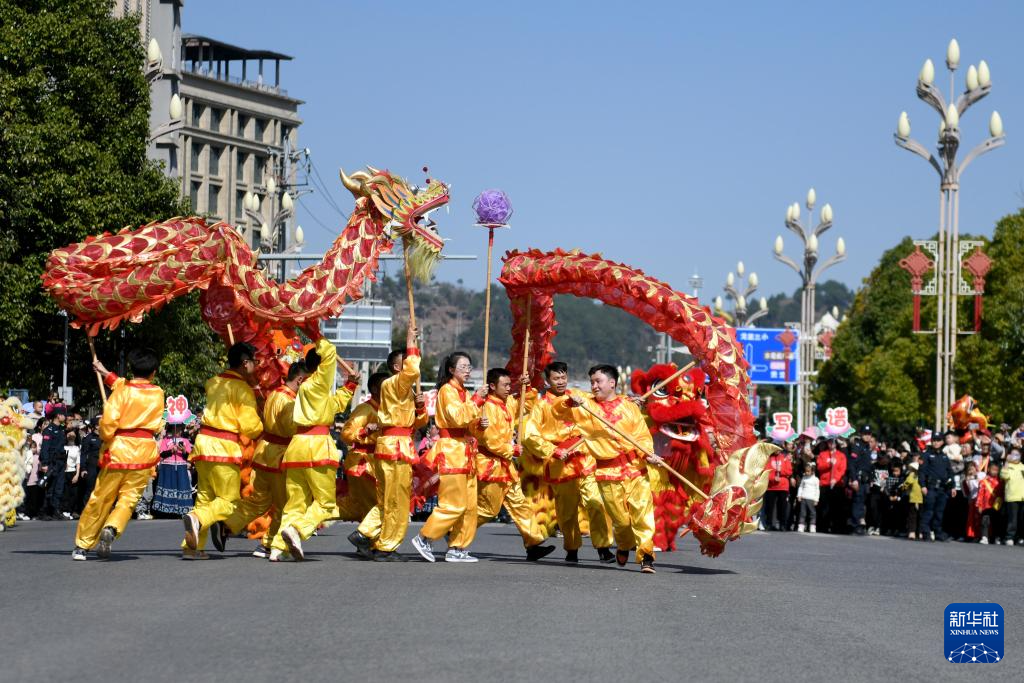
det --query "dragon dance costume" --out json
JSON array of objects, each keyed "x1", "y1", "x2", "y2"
[
  {"x1": 336, "y1": 397, "x2": 380, "y2": 522},
  {"x1": 523, "y1": 389, "x2": 611, "y2": 553},
  {"x1": 272, "y1": 338, "x2": 355, "y2": 556},
  {"x1": 222, "y1": 383, "x2": 298, "y2": 545},
  {"x1": 75, "y1": 373, "x2": 164, "y2": 551},
  {"x1": 473, "y1": 392, "x2": 547, "y2": 549},
  {"x1": 553, "y1": 394, "x2": 656, "y2": 564},
  {"x1": 184, "y1": 369, "x2": 263, "y2": 553},
  {"x1": 357, "y1": 347, "x2": 424, "y2": 553},
  {"x1": 419, "y1": 380, "x2": 483, "y2": 549}
]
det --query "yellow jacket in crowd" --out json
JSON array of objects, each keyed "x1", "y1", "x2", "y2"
[
  {"x1": 523, "y1": 389, "x2": 596, "y2": 484},
  {"x1": 98, "y1": 374, "x2": 165, "y2": 470},
  {"x1": 192, "y1": 370, "x2": 262, "y2": 465},
  {"x1": 430, "y1": 380, "x2": 482, "y2": 475},
  {"x1": 374, "y1": 348, "x2": 423, "y2": 464},
  {"x1": 342, "y1": 398, "x2": 380, "y2": 478},
  {"x1": 552, "y1": 393, "x2": 652, "y2": 481},
  {"x1": 283, "y1": 338, "x2": 355, "y2": 468},
  {"x1": 252, "y1": 384, "x2": 298, "y2": 472}
]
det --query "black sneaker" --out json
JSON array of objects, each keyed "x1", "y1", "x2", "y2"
[
  {"x1": 564, "y1": 549, "x2": 579, "y2": 563},
  {"x1": 348, "y1": 530, "x2": 373, "y2": 559},
  {"x1": 525, "y1": 544, "x2": 556, "y2": 561},
  {"x1": 97, "y1": 526, "x2": 116, "y2": 560},
  {"x1": 597, "y1": 547, "x2": 616, "y2": 564},
  {"x1": 211, "y1": 521, "x2": 229, "y2": 552},
  {"x1": 372, "y1": 550, "x2": 408, "y2": 562},
  {"x1": 616, "y1": 549, "x2": 630, "y2": 566},
  {"x1": 641, "y1": 556, "x2": 656, "y2": 574}
]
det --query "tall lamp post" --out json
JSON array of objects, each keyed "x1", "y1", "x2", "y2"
[
  {"x1": 713, "y1": 260, "x2": 769, "y2": 327},
  {"x1": 773, "y1": 189, "x2": 846, "y2": 431},
  {"x1": 242, "y1": 165, "x2": 306, "y2": 279},
  {"x1": 893, "y1": 38, "x2": 1005, "y2": 430}
]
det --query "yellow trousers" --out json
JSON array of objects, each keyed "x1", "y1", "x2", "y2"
[
  {"x1": 336, "y1": 474, "x2": 377, "y2": 522},
  {"x1": 224, "y1": 468, "x2": 286, "y2": 543},
  {"x1": 421, "y1": 472, "x2": 477, "y2": 548},
  {"x1": 552, "y1": 474, "x2": 612, "y2": 550},
  {"x1": 477, "y1": 480, "x2": 546, "y2": 547},
  {"x1": 271, "y1": 465, "x2": 338, "y2": 551},
  {"x1": 357, "y1": 459, "x2": 411, "y2": 553},
  {"x1": 182, "y1": 461, "x2": 239, "y2": 551},
  {"x1": 75, "y1": 469, "x2": 151, "y2": 549},
  {"x1": 598, "y1": 475, "x2": 656, "y2": 562}
]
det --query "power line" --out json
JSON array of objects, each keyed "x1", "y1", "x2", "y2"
[{"x1": 308, "y1": 157, "x2": 349, "y2": 219}]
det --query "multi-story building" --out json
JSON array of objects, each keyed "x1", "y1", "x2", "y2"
[{"x1": 114, "y1": 0, "x2": 304, "y2": 252}]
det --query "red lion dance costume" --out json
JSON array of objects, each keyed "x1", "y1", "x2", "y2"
[{"x1": 500, "y1": 248, "x2": 774, "y2": 557}]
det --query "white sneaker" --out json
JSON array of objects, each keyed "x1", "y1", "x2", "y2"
[
  {"x1": 61, "y1": 512, "x2": 73, "y2": 520},
  {"x1": 268, "y1": 549, "x2": 295, "y2": 562},
  {"x1": 17, "y1": 513, "x2": 29, "y2": 521},
  {"x1": 71, "y1": 548, "x2": 87, "y2": 561},
  {"x1": 809, "y1": 524, "x2": 816, "y2": 533},
  {"x1": 1008, "y1": 539, "x2": 1016, "y2": 547},
  {"x1": 979, "y1": 537, "x2": 989, "y2": 545},
  {"x1": 929, "y1": 531, "x2": 936, "y2": 541},
  {"x1": 797, "y1": 525, "x2": 805, "y2": 533},
  {"x1": 758, "y1": 520, "x2": 765, "y2": 531},
  {"x1": 281, "y1": 526, "x2": 305, "y2": 561},
  {"x1": 411, "y1": 535, "x2": 436, "y2": 562},
  {"x1": 445, "y1": 548, "x2": 479, "y2": 563},
  {"x1": 137, "y1": 512, "x2": 153, "y2": 520}
]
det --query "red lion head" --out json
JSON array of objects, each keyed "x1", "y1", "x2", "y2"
[{"x1": 630, "y1": 363, "x2": 709, "y2": 445}]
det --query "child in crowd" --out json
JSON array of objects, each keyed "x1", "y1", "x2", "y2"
[
  {"x1": 976, "y1": 462, "x2": 1002, "y2": 545},
  {"x1": 883, "y1": 460, "x2": 906, "y2": 536},
  {"x1": 1000, "y1": 448, "x2": 1023, "y2": 546},
  {"x1": 962, "y1": 461, "x2": 981, "y2": 541},
  {"x1": 901, "y1": 460, "x2": 923, "y2": 539},
  {"x1": 796, "y1": 463, "x2": 819, "y2": 533}
]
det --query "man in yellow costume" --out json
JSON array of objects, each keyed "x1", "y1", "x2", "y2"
[
  {"x1": 209, "y1": 361, "x2": 308, "y2": 557},
  {"x1": 523, "y1": 361, "x2": 615, "y2": 564},
  {"x1": 270, "y1": 329, "x2": 358, "y2": 561},
  {"x1": 72, "y1": 349, "x2": 164, "y2": 561},
  {"x1": 335, "y1": 371, "x2": 388, "y2": 524},
  {"x1": 182, "y1": 342, "x2": 264, "y2": 558},
  {"x1": 474, "y1": 368, "x2": 555, "y2": 561},
  {"x1": 348, "y1": 326, "x2": 426, "y2": 561},
  {"x1": 555, "y1": 364, "x2": 659, "y2": 574},
  {"x1": 412, "y1": 351, "x2": 487, "y2": 563}
]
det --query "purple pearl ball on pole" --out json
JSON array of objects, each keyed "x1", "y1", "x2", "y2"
[{"x1": 473, "y1": 189, "x2": 513, "y2": 226}]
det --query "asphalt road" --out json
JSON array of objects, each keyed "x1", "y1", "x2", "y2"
[{"x1": 2, "y1": 519, "x2": 1021, "y2": 682}]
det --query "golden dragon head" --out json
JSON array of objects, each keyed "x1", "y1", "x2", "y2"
[{"x1": 339, "y1": 166, "x2": 449, "y2": 281}]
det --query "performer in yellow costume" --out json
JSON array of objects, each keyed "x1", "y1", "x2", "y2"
[
  {"x1": 412, "y1": 351, "x2": 487, "y2": 563},
  {"x1": 336, "y1": 371, "x2": 387, "y2": 523},
  {"x1": 72, "y1": 349, "x2": 164, "y2": 561},
  {"x1": 270, "y1": 333, "x2": 358, "y2": 561},
  {"x1": 211, "y1": 362, "x2": 307, "y2": 557},
  {"x1": 349, "y1": 325, "x2": 426, "y2": 561},
  {"x1": 523, "y1": 361, "x2": 615, "y2": 563},
  {"x1": 473, "y1": 368, "x2": 555, "y2": 561},
  {"x1": 555, "y1": 364, "x2": 658, "y2": 573},
  {"x1": 182, "y1": 342, "x2": 264, "y2": 558}
]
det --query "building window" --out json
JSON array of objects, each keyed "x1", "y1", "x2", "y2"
[
  {"x1": 251, "y1": 225, "x2": 261, "y2": 250},
  {"x1": 210, "y1": 107, "x2": 223, "y2": 133},
  {"x1": 208, "y1": 184, "x2": 220, "y2": 216},
  {"x1": 208, "y1": 145, "x2": 222, "y2": 177},
  {"x1": 238, "y1": 113, "x2": 249, "y2": 138},
  {"x1": 189, "y1": 181, "x2": 201, "y2": 212},
  {"x1": 253, "y1": 156, "x2": 264, "y2": 185},
  {"x1": 236, "y1": 151, "x2": 248, "y2": 184},
  {"x1": 254, "y1": 118, "x2": 266, "y2": 142},
  {"x1": 282, "y1": 125, "x2": 292, "y2": 147},
  {"x1": 192, "y1": 103, "x2": 204, "y2": 127},
  {"x1": 236, "y1": 190, "x2": 246, "y2": 219},
  {"x1": 190, "y1": 143, "x2": 203, "y2": 174}
]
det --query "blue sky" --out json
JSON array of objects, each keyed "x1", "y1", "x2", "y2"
[{"x1": 185, "y1": 1, "x2": 1024, "y2": 303}]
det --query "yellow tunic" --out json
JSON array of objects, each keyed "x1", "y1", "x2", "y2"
[
  {"x1": 552, "y1": 393, "x2": 652, "y2": 481},
  {"x1": 431, "y1": 380, "x2": 482, "y2": 475},
  {"x1": 374, "y1": 349, "x2": 421, "y2": 464},
  {"x1": 97, "y1": 375, "x2": 165, "y2": 470},
  {"x1": 252, "y1": 385, "x2": 298, "y2": 472},
  {"x1": 282, "y1": 338, "x2": 355, "y2": 469},
  {"x1": 524, "y1": 390, "x2": 596, "y2": 484},
  {"x1": 474, "y1": 395, "x2": 518, "y2": 483},
  {"x1": 341, "y1": 398, "x2": 379, "y2": 479},
  {"x1": 191, "y1": 370, "x2": 263, "y2": 465}
]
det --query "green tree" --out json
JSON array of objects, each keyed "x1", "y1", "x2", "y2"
[{"x1": 0, "y1": 0, "x2": 220, "y2": 406}]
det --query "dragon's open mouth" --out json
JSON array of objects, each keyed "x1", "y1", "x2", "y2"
[
  {"x1": 659, "y1": 421, "x2": 700, "y2": 442},
  {"x1": 408, "y1": 192, "x2": 447, "y2": 252}
]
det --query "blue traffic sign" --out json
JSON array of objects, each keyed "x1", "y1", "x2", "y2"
[{"x1": 735, "y1": 327, "x2": 799, "y2": 385}]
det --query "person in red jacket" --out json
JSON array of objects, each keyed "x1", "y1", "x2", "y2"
[
  {"x1": 764, "y1": 447, "x2": 794, "y2": 531},
  {"x1": 816, "y1": 439, "x2": 848, "y2": 534}
]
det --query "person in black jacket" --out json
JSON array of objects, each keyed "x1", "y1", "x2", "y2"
[
  {"x1": 77, "y1": 419, "x2": 102, "y2": 513},
  {"x1": 846, "y1": 428, "x2": 876, "y2": 535},
  {"x1": 918, "y1": 432, "x2": 954, "y2": 541},
  {"x1": 39, "y1": 406, "x2": 68, "y2": 520}
]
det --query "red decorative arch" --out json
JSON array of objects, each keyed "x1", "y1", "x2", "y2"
[{"x1": 500, "y1": 248, "x2": 755, "y2": 454}]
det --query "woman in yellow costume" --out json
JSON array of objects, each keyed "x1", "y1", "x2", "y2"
[{"x1": 412, "y1": 352, "x2": 487, "y2": 563}]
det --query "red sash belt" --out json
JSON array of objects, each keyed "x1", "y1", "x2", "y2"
[
  {"x1": 595, "y1": 452, "x2": 635, "y2": 469},
  {"x1": 557, "y1": 435, "x2": 582, "y2": 451},
  {"x1": 381, "y1": 427, "x2": 413, "y2": 437},
  {"x1": 296, "y1": 425, "x2": 330, "y2": 436},
  {"x1": 199, "y1": 426, "x2": 239, "y2": 442},
  {"x1": 260, "y1": 432, "x2": 291, "y2": 446},
  {"x1": 439, "y1": 428, "x2": 468, "y2": 439},
  {"x1": 114, "y1": 429, "x2": 156, "y2": 439},
  {"x1": 478, "y1": 445, "x2": 508, "y2": 459},
  {"x1": 350, "y1": 444, "x2": 375, "y2": 453}
]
